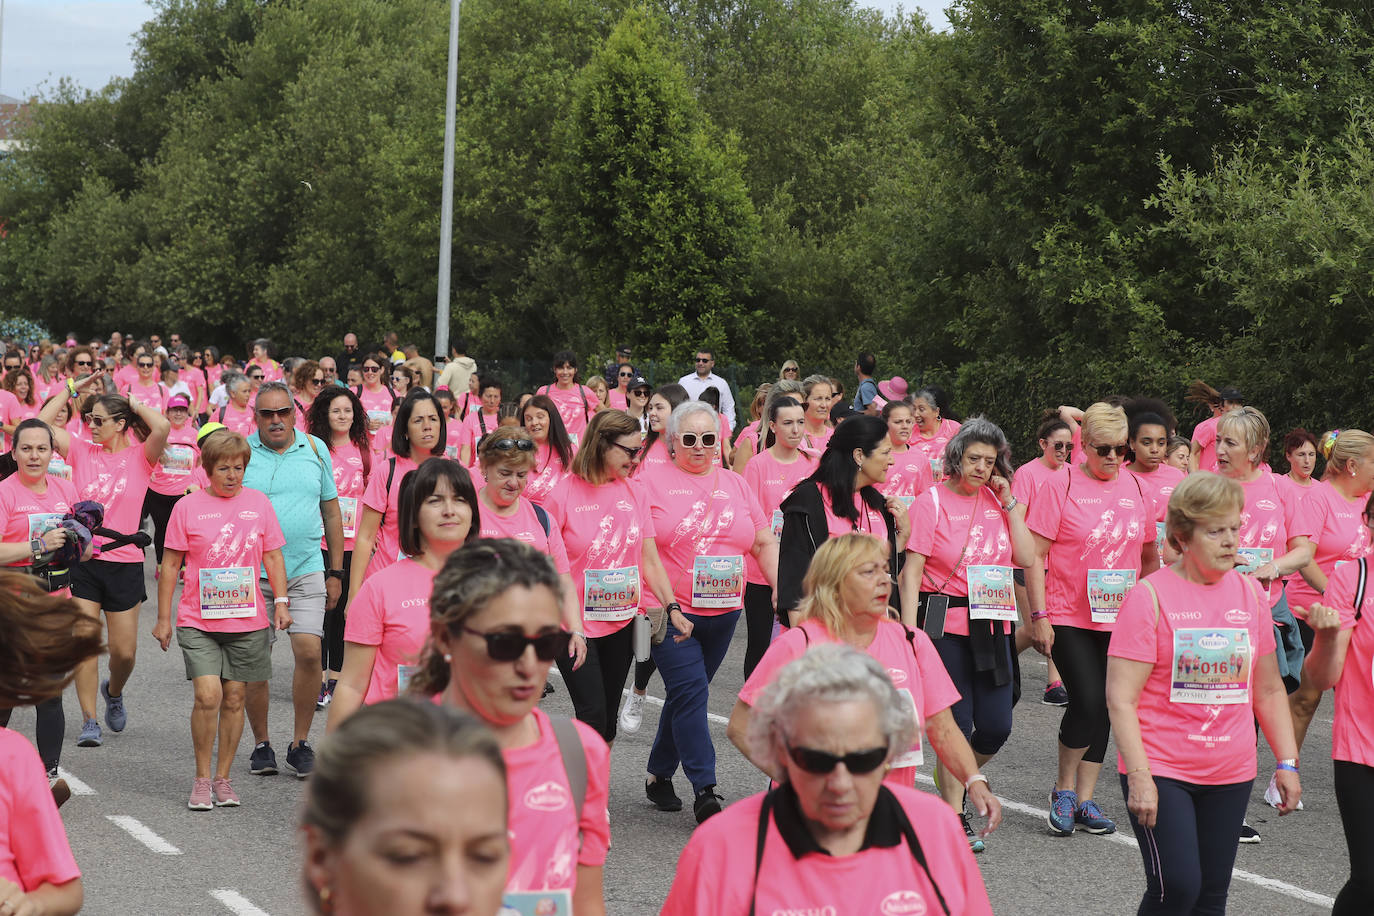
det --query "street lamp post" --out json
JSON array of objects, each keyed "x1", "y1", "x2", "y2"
[{"x1": 435, "y1": 0, "x2": 461, "y2": 360}]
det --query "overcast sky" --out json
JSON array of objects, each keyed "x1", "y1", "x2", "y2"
[{"x1": 5, "y1": 0, "x2": 949, "y2": 100}]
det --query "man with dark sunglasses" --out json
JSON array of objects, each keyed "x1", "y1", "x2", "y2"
[
  {"x1": 240, "y1": 383, "x2": 345, "y2": 779},
  {"x1": 677, "y1": 347, "x2": 737, "y2": 434}
]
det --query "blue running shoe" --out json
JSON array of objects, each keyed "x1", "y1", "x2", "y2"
[
  {"x1": 101, "y1": 679, "x2": 127, "y2": 732},
  {"x1": 962, "y1": 813, "x2": 986, "y2": 853},
  {"x1": 1075, "y1": 798, "x2": 1117, "y2": 834},
  {"x1": 77, "y1": 718, "x2": 102, "y2": 748},
  {"x1": 1048, "y1": 788, "x2": 1077, "y2": 836}
]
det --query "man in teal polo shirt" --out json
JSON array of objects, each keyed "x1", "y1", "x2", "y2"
[{"x1": 241, "y1": 382, "x2": 344, "y2": 779}]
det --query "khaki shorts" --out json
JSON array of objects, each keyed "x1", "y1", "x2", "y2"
[{"x1": 176, "y1": 626, "x2": 273, "y2": 682}]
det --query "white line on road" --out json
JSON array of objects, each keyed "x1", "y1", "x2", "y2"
[
  {"x1": 105, "y1": 815, "x2": 181, "y2": 855},
  {"x1": 547, "y1": 667, "x2": 731, "y2": 725},
  {"x1": 56, "y1": 767, "x2": 95, "y2": 796},
  {"x1": 211, "y1": 888, "x2": 274, "y2": 916}
]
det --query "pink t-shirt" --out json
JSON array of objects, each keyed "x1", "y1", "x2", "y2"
[
  {"x1": 326, "y1": 440, "x2": 368, "y2": 551},
  {"x1": 636, "y1": 438, "x2": 671, "y2": 477},
  {"x1": 1192, "y1": 415, "x2": 1220, "y2": 472},
  {"x1": 148, "y1": 422, "x2": 200, "y2": 497},
  {"x1": 743, "y1": 447, "x2": 815, "y2": 586},
  {"x1": 219, "y1": 401, "x2": 257, "y2": 437},
  {"x1": 0, "y1": 474, "x2": 78, "y2": 568},
  {"x1": 1108, "y1": 567, "x2": 1275, "y2": 784},
  {"x1": 800, "y1": 424, "x2": 833, "y2": 459},
  {"x1": 113, "y1": 364, "x2": 138, "y2": 389},
  {"x1": 641, "y1": 460, "x2": 768, "y2": 615},
  {"x1": 1026, "y1": 465, "x2": 1155, "y2": 631},
  {"x1": 538, "y1": 383, "x2": 598, "y2": 441},
  {"x1": 735, "y1": 419, "x2": 761, "y2": 453},
  {"x1": 0, "y1": 729, "x2": 80, "y2": 891},
  {"x1": 740, "y1": 618, "x2": 959, "y2": 788},
  {"x1": 662, "y1": 783, "x2": 992, "y2": 916},
  {"x1": 165, "y1": 488, "x2": 286, "y2": 632},
  {"x1": 1286, "y1": 480, "x2": 1373, "y2": 616},
  {"x1": 461, "y1": 409, "x2": 502, "y2": 453},
  {"x1": 882, "y1": 445, "x2": 936, "y2": 505},
  {"x1": 523, "y1": 443, "x2": 568, "y2": 506},
  {"x1": 821, "y1": 486, "x2": 886, "y2": 540},
  {"x1": 1011, "y1": 458, "x2": 1067, "y2": 553},
  {"x1": 503, "y1": 708, "x2": 611, "y2": 897},
  {"x1": 357, "y1": 384, "x2": 394, "y2": 426},
  {"x1": 906, "y1": 485, "x2": 1014, "y2": 636},
  {"x1": 248, "y1": 358, "x2": 283, "y2": 382},
  {"x1": 1236, "y1": 471, "x2": 1314, "y2": 606},
  {"x1": 608, "y1": 389, "x2": 628, "y2": 411},
  {"x1": 1130, "y1": 464, "x2": 1185, "y2": 523},
  {"x1": 442, "y1": 421, "x2": 469, "y2": 464},
  {"x1": 909, "y1": 418, "x2": 962, "y2": 470},
  {"x1": 179, "y1": 369, "x2": 206, "y2": 410},
  {"x1": 360, "y1": 454, "x2": 419, "y2": 577},
  {"x1": 1324, "y1": 560, "x2": 1374, "y2": 768},
  {"x1": 69, "y1": 436, "x2": 156, "y2": 564},
  {"x1": 543, "y1": 475, "x2": 654, "y2": 638},
  {"x1": 344, "y1": 559, "x2": 437, "y2": 705},
  {"x1": 121, "y1": 378, "x2": 169, "y2": 411},
  {"x1": 479, "y1": 497, "x2": 571, "y2": 575}
]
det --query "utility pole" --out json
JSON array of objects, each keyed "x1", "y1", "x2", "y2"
[{"x1": 435, "y1": 0, "x2": 461, "y2": 360}]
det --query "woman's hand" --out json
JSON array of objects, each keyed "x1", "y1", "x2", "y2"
[
  {"x1": 1031, "y1": 616, "x2": 1055, "y2": 656},
  {"x1": 668, "y1": 607, "x2": 694, "y2": 642},
  {"x1": 1126, "y1": 770, "x2": 1159, "y2": 828},
  {"x1": 152, "y1": 619, "x2": 173, "y2": 652},
  {"x1": 1303, "y1": 602, "x2": 1343, "y2": 633},
  {"x1": 885, "y1": 496, "x2": 911, "y2": 546},
  {"x1": 0, "y1": 876, "x2": 38, "y2": 916},
  {"x1": 989, "y1": 475, "x2": 1013, "y2": 506},
  {"x1": 38, "y1": 527, "x2": 68, "y2": 553},
  {"x1": 966, "y1": 780, "x2": 1003, "y2": 836},
  {"x1": 1273, "y1": 769, "x2": 1302, "y2": 815},
  {"x1": 569, "y1": 633, "x2": 588, "y2": 669}
]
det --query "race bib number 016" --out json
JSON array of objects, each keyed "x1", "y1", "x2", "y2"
[
  {"x1": 691, "y1": 555, "x2": 745, "y2": 608},
  {"x1": 583, "y1": 566, "x2": 640, "y2": 621},
  {"x1": 967, "y1": 565, "x2": 1017, "y2": 621},
  {"x1": 198, "y1": 566, "x2": 257, "y2": 619},
  {"x1": 1088, "y1": 568, "x2": 1136, "y2": 624},
  {"x1": 1170, "y1": 628, "x2": 1251, "y2": 705}
]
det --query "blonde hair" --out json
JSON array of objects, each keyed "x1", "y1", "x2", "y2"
[
  {"x1": 1166, "y1": 472, "x2": 1244, "y2": 552},
  {"x1": 1080, "y1": 402, "x2": 1127, "y2": 448},
  {"x1": 795, "y1": 533, "x2": 888, "y2": 640},
  {"x1": 1327, "y1": 429, "x2": 1374, "y2": 478},
  {"x1": 1216, "y1": 407, "x2": 1270, "y2": 466},
  {"x1": 477, "y1": 425, "x2": 537, "y2": 474}
]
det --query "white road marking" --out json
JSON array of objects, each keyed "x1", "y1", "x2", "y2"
[
  {"x1": 105, "y1": 815, "x2": 181, "y2": 855},
  {"x1": 547, "y1": 668, "x2": 730, "y2": 725},
  {"x1": 56, "y1": 767, "x2": 95, "y2": 796},
  {"x1": 211, "y1": 888, "x2": 274, "y2": 916}
]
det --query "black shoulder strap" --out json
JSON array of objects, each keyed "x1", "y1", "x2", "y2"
[
  {"x1": 890, "y1": 792, "x2": 952, "y2": 916},
  {"x1": 533, "y1": 501, "x2": 551, "y2": 537},
  {"x1": 748, "y1": 790, "x2": 777, "y2": 916},
  {"x1": 379, "y1": 458, "x2": 397, "y2": 526},
  {"x1": 217, "y1": 404, "x2": 226, "y2": 422},
  {"x1": 355, "y1": 385, "x2": 364, "y2": 398},
  {"x1": 1356, "y1": 558, "x2": 1368, "y2": 623}
]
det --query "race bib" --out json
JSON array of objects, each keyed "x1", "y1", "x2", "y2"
[
  {"x1": 367, "y1": 409, "x2": 391, "y2": 424},
  {"x1": 160, "y1": 444, "x2": 194, "y2": 477},
  {"x1": 890, "y1": 688, "x2": 924, "y2": 769},
  {"x1": 1170, "y1": 628, "x2": 1251, "y2": 705},
  {"x1": 445, "y1": 443, "x2": 460, "y2": 460},
  {"x1": 895, "y1": 494, "x2": 915, "y2": 510},
  {"x1": 198, "y1": 567, "x2": 257, "y2": 619},
  {"x1": 27, "y1": 512, "x2": 63, "y2": 541},
  {"x1": 1156, "y1": 521, "x2": 1166, "y2": 556},
  {"x1": 1235, "y1": 547, "x2": 1274, "y2": 575},
  {"x1": 501, "y1": 889, "x2": 572, "y2": 916},
  {"x1": 691, "y1": 555, "x2": 745, "y2": 608},
  {"x1": 929, "y1": 457, "x2": 944, "y2": 480},
  {"x1": 967, "y1": 565, "x2": 1017, "y2": 621},
  {"x1": 47, "y1": 458, "x2": 71, "y2": 480},
  {"x1": 583, "y1": 566, "x2": 641, "y2": 622},
  {"x1": 1087, "y1": 568, "x2": 1136, "y2": 624},
  {"x1": 338, "y1": 496, "x2": 358, "y2": 539},
  {"x1": 397, "y1": 663, "x2": 418, "y2": 694},
  {"x1": 771, "y1": 508, "x2": 784, "y2": 540}
]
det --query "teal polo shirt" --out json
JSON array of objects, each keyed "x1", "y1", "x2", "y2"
[{"x1": 243, "y1": 430, "x2": 338, "y2": 578}]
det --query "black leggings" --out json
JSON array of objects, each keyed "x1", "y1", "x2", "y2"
[
  {"x1": 1335, "y1": 760, "x2": 1374, "y2": 915},
  {"x1": 0, "y1": 696, "x2": 65, "y2": 772},
  {"x1": 1120, "y1": 774, "x2": 1250, "y2": 915},
  {"x1": 742, "y1": 582, "x2": 775, "y2": 679},
  {"x1": 141, "y1": 490, "x2": 183, "y2": 564},
  {"x1": 1051, "y1": 625, "x2": 1112, "y2": 762},
  {"x1": 556, "y1": 623, "x2": 635, "y2": 744},
  {"x1": 321, "y1": 550, "x2": 353, "y2": 672}
]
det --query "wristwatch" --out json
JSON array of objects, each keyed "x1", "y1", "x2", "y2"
[
  {"x1": 325, "y1": 569, "x2": 345, "y2": 581},
  {"x1": 30, "y1": 537, "x2": 44, "y2": 561}
]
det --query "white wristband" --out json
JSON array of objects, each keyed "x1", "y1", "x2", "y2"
[
  {"x1": 964, "y1": 773, "x2": 989, "y2": 791},
  {"x1": 273, "y1": 597, "x2": 290, "y2": 605}
]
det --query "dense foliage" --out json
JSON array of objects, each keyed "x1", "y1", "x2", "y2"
[{"x1": 2, "y1": 0, "x2": 1371, "y2": 456}]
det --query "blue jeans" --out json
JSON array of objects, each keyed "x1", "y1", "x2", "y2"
[{"x1": 647, "y1": 610, "x2": 740, "y2": 793}]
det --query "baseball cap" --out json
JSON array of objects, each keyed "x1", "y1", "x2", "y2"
[{"x1": 167, "y1": 394, "x2": 191, "y2": 410}]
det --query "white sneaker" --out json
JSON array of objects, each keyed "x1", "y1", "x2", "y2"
[
  {"x1": 1264, "y1": 772, "x2": 1304, "y2": 810},
  {"x1": 619, "y1": 692, "x2": 645, "y2": 734}
]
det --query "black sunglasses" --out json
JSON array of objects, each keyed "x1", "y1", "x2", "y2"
[
  {"x1": 137, "y1": 361, "x2": 154, "y2": 368},
  {"x1": 256, "y1": 406, "x2": 293, "y2": 419},
  {"x1": 361, "y1": 365, "x2": 381, "y2": 373},
  {"x1": 489, "y1": 438, "x2": 535, "y2": 452},
  {"x1": 74, "y1": 359, "x2": 92, "y2": 367},
  {"x1": 695, "y1": 357, "x2": 712, "y2": 363},
  {"x1": 249, "y1": 373, "x2": 265, "y2": 380},
  {"x1": 1092, "y1": 444, "x2": 1129, "y2": 458},
  {"x1": 679, "y1": 432, "x2": 717, "y2": 449},
  {"x1": 608, "y1": 441, "x2": 644, "y2": 460},
  {"x1": 1050, "y1": 441, "x2": 1071, "y2": 451},
  {"x1": 461, "y1": 626, "x2": 571, "y2": 662},
  {"x1": 786, "y1": 743, "x2": 889, "y2": 775},
  {"x1": 619, "y1": 371, "x2": 634, "y2": 378}
]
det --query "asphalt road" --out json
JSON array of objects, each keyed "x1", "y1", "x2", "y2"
[{"x1": 9, "y1": 557, "x2": 1342, "y2": 914}]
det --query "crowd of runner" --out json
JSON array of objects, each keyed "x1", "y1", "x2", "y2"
[{"x1": 2, "y1": 331, "x2": 1373, "y2": 915}]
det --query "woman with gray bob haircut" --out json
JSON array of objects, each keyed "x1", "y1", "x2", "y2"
[
  {"x1": 942, "y1": 416, "x2": 1015, "y2": 486},
  {"x1": 663, "y1": 644, "x2": 993, "y2": 915}
]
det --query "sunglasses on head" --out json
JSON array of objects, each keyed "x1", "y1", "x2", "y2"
[
  {"x1": 256, "y1": 406, "x2": 293, "y2": 419},
  {"x1": 786, "y1": 743, "x2": 889, "y2": 775},
  {"x1": 461, "y1": 625, "x2": 571, "y2": 662},
  {"x1": 488, "y1": 437, "x2": 535, "y2": 452},
  {"x1": 608, "y1": 441, "x2": 644, "y2": 460},
  {"x1": 678, "y1": 432, "x2": 717, "y2": 449},
  {"x1": 1092, "y1": 443, "x2": 1129, "y2": 458}
]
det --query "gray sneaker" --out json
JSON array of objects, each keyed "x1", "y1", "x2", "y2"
[
  {"x1": 77, "y1": 718, "x2": 102, "y2": 747},
  {"x1": 101, "y1": 679, "x2": 127, "y2": 732}
]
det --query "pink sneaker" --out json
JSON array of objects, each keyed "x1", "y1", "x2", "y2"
[
  {"x1": 212, "y1": 777, "x2": 241, "y2": 807},
  {"x1": 188, "y1": 777, "x2": 213, "y2": 811}
]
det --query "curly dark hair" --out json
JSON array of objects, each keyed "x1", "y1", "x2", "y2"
[{"x1": 307, "y1": 385, "x2": 372, "y2": 479}]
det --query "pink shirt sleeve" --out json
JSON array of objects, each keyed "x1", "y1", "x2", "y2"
[
  {"x1": 738, "y1": 627, "x2": 808, "y2": 705},
  {"x1": 361, "y1": 459, "x2": 390, "y2": 514},
  {"x1": 343, "y1": 576, "x2": 386, "y2": 646},
  {"x1": 543, "y1": 510, "x2": 572, "y2": 575},
  {"x1": 1107, "y1": 581, "x2": 1160, "y2": 664},
  {"x1": 0, "y1": 731, "x2": 80, "y2": 890},
  {"x1": 165, "y1": 497, "x2": 190, "y2": 552}
]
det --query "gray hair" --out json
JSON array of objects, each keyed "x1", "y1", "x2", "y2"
[
  {"x1": 944, "y1": 415, "x2": 1015, "y2": 484},
  {"x1": 1217, "y1": 406, "x2": 1270, "y2": 465},
  {"x1": 665, "y1": 399, "x2": 719, "y2": 456},
  {"x1": 255, "y1": 380, "x2": 292, "y2": 407},
  {"x1": 801, "y1": 374, "x2": 832, "y2": 399},
  {"x1": 762, "y1": 378, "x2": 805, "y2": 417},
  {"x1": 223, "y1": 371, "x2": 250, "y2": 394},
  {"x1": 746, "y1": 644, "x2": 916, "y2": 782},
  {"x1": 911, "y1": 388, "x2": 939, "y2": 412}
]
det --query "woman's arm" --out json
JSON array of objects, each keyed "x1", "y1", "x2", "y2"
[
  {"x1": 1259, "y1": 535, "x2": 1315, "y2": 586},
  {"x1": 132, "y1": 395, "x2": 171, "y2": 464},
  {"x1": 152, "y1": 548, "x2": 185, "y2": 651},
  {"x1": 640, "y1": 538, "x2": 693, "y2": 640},
  {"x1": 263, "y1": 549, "x2": 291, "y2": 630},
  {"x1": 559, "y1": 572, "x2": 587, "y2": 669},
  {"x1": 750, "y1": 528, "x2": 779, "y2": 590},
  {"x1": 573, "y1": 865, "x2": 605, "y2": 916},
  {"x1": 1299, "y1": 602, "x2": 1352, "y2": 691},
  {"x1": 730, "y1": 437, "x2": 755, "y2": 474},
  {"x1": 726, "y1": 699, "x2": 776, "y2": 778},
  {"x1": 926, "y1": 708, "x2": 1001, "y2": 832},
  {"x1": 1252, "y1": 652, "x2": 1301, "y2": 813},
  {"x1": 0, "y1": 875, "x2": 83, "y2": 916},
  {"x1": 899, "y1": 552, "x2": 927, "y2": 628},
  {"x1": 327, "y1": 642, "x2": 378, "y2": 734},
  {"x1": 347, "y1": 507, "x2": 382, "y2": 606},
  {"x1": 1106, "y1": 656, "x2": 1157, "y2": 826},
  {"x1": 1006, "y1": 501, "x2": 1035, "y2": 570},
  {"x1": 1027, "y1": 534, "x2": 1053, "y2": 655},
  {"x1": 1139, "y1": 537, "x2": 1160, "y2": 578}
]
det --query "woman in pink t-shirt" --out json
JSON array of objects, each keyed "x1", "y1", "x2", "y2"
[
  {"x1": 640, "y1": 400, "x2": 778, "y2": 822},
  {"x1": 1025, "y1": 402, "x2": 1159, "y2": 838},
  {"x1": 348, "y1": 391, "x2": 449, "y2": 604},
  {"x1": 1185, "y1": 380, "x2": 1243, "y2": 473},
  {"x1": 879, "y1": 399, "x2": 935, "y2": 509},
  {"x1": 459, "y1": 375, "x2": 503, "y2": 466},
  {"x1": 537, "y1": 350, "x2": 599, "y2": 445},
  {"x1": 330, "y1": 460, "x2": 477, "y2": 731},
  {"x1": 217, "y1": 373, "x2": 257, "y2": 436},
  {"x1": 666, "y1": 645, "x2": 992, "y2": 916},
  {"x1": 306, "y1": 387, "x2": 372, "y2": 707},
  {"x1": 1282, "y1": 427, "x2": 1320, "y2": 491},
  {"x1": 355, "y1": 352, "x2": 394, "y2": 436},
  {"x1": 909, "y1": 388, "x2": 961, "y2": 478},
  {"x1": 541, "y1": 412, "x2": 675, "y2": 744},
  {"x1": 727, "y1": 384, "x2": 770, "y2": 474},
  {"x1": 40, "y1": 377, "x2": 170, "y2": 750},
  {"x1": 518, "y1": 394, "x2": 573, "y2": 506},
  {"x1": 1107, "y1": 472, "x2": 1299, "y2": 915},
  {"x1": 153, "y1": 429, "x2": 288, "y2": 810},
  {"x1": 412, "y1": 539, "x2": 610, "y2": 915},
  {"x1": 246, "y1": 338, "x2": 283, "y2": 383},
  {"x1": 899, "y1": 419, "x2": 1031, "y2": 850},
  {"x1": 1125, "y1": 402, "x2": 1185, "y2": 537},
  {"x1": 798, "y1": 374, "x2": 834, "y2": 458},
  {"x1": 608, "y1": 363, "x2": 634, "y2": 411},
  {"x1": 119, "y1": 353, "x2": 169, "y2": 411}
]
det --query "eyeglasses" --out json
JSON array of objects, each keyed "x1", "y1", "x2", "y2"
[
  {"x1": 695, "y1": 357, "x2": 712, "y2": 363},
  {"x1": 1051, "y1": 441, "x2": 1071, "y2": 452},
  {"x1": 361, "y1": 366, "x2": 381, "y2": 374},
  {"x1": 74, "y1": 360, "x2": 92, "y2": 367},
  {"x1": 678, "y1": 432, "x2": 717, "y2": 449},
  {"x1": 1092, "y1": 443, "x2": 1129, "y2": 458},
  {"x1": 785, "y1": 743, "x2": 889, "y2": 775},
  {"x1": 249, "y1": 373, "x2": 264, "y2": 380},
  {"x1": 488, "y1": 437, "x2": 535, "y2": 452},
  {"x1": 461, "y1": 625, "x2": 571, "y2": 662},
  {"x1": 88, "y1": 415, "x2": 120, "y2": 428},
  {"x1": 619, "y1": 371, "x2": 634, "y2": 378},
  {"x1": 137, "y1": 361, "x2": 154, "y2": 368},
  {"x1": 255, "y1": 406, "x2": 293, "y2": 419},
  {"x1": 311, "y1": 378, "x2": 324, "y2": 386},
  {"x1": 608, "y1": 441, "x2": 644, "y2": 460}
]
